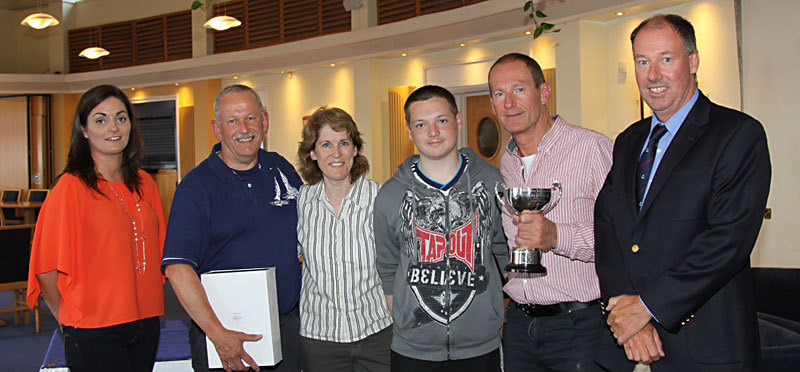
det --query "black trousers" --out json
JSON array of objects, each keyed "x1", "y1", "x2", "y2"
[
  {"x1": 62, "y1": 316, "x2": 160, "y2": 372},
  {"x1": 189, "y1": 304, "x2": 301, "y2": 371},
  {"x1": 300, "y1": 325, "x2": 392, "y2": 372}
]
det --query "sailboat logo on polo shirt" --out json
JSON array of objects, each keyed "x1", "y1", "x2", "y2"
[{"x1": 270, "y1": 169, "x2": 299, "y2": 206}]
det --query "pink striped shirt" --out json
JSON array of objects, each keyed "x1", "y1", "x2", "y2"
[{"x1": 501, "y1": 116, "x2": 612, "y2": 305}]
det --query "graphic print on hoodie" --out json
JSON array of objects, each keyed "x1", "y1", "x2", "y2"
[{"x1": 401, "y1": 179, "x2": 493, "y2": 327}]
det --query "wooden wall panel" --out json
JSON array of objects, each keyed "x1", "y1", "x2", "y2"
[
  {"x1": 543, "y1": 68, "x2": 557, "y2": 117},
  {"x1": 378, "y1": 0, "x2": 485, "y2": 25},
  {"x1": 178, "y1": 106, "x2": 195, "y2": 180},
  {"x1": 0, "y1": 97, "x2": 30, "y2": 189},
  {"x1": 28, "y1": 96, "x2": 52, "y2": 189},
  {"x1": 388, "y1": 86, "x2": 416, "y2": 172},
  {"x1": 154, "y1": 169, "x2": 177, "y2": 222}
]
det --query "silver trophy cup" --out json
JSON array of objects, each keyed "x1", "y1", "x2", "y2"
[{"x1": 495, "y1": 181, "x2": 562, "y2": 274}]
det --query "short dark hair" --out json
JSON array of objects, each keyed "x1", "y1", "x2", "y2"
[
  {"x1": 488, "y1": 52, "x2": 546, "y2": 90},
  {"x1": 297, "y1": 107, "x2": 369, "y2": 184},
  {"x1": 64, "y1": 84, "x2": 143, "y2": 196},
  {"x1": 403, "y1": 85, "x2": 458, "y2": 124},
  {"x1": 630, "y1": 14, "x2": 697, "y2": 56}
]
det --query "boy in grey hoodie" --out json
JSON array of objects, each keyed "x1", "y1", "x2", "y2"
[{"x1": 374, "y1": 85, "x2": 508, "y2": 371}]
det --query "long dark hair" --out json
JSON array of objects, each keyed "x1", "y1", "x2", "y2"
[{"x1": 63, "y1": 84, "x2": 144, "y2": 197}]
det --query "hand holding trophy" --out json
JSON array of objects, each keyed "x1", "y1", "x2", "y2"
[{"x1": 495, "y1": 181, "x2": 562, "y2": 274}]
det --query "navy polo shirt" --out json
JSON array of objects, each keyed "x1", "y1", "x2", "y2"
[{"x1": 162, "y1": 143, "x2": 303, "y2": 313}]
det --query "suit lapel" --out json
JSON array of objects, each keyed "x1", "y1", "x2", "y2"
[
  {"x1": 624, "y1": 121, "x2": 651, "y2": 217},
  {"x1": 636, "y1": 94, "x2": 712, "y2": 220}
]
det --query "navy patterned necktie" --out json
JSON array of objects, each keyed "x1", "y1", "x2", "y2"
[{"x1": 636, "y1": 124, "x2": 667, "y2": 210}]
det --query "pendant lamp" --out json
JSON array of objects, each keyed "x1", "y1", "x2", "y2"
[{"x1": 21, "y1": 1, "x2": 59, "y2": 30}]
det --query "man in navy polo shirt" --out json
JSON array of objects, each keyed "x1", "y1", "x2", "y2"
[{"x1": 162, "y1": 84, "x2": 302, "y2": 372}]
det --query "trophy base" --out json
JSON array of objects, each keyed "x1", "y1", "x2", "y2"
[{"x1": 506, "y1": 262, "x2": 547, "y2": 274}]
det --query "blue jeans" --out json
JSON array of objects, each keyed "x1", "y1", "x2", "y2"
[
  {"x1": 62, "y1": 316, "x2": 160, "y2": 372},
  {"x1": 503, "y1": 301, "x2": 604, "y2": 371}
]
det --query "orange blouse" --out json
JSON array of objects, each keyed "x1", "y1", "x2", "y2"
[{"x1": 27, "y1": 171, "x2": 166, "y2": 328}]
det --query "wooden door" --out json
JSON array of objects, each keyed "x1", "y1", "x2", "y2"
[{"x1": 466, "y1": 95, "x2": 510, "y2": 168}]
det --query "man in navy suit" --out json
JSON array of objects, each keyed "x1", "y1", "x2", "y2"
[{"x1": 594, "y1": 14, "x2": 770, "y2": 371}]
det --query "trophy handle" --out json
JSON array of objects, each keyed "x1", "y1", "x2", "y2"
[
  {"x1": 495, "y1": 182, "x2": 519, "y2": 216},
  {"x1": 540, "y1": 181, "x2": 562, "y2": 215}
]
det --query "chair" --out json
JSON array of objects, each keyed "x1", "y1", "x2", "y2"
[
  {"x1": 26, "y1": 189, "x2": 49, "y2": 220},
  {"x1": 1, "y1": 189, "x2": 23, "y2": 225},
  {"x1": 27, "y1": 189, "x2": 49, "y2": 203},
  {"x1": 0, "y1": 224, "x2": 41, "y2": 332}
]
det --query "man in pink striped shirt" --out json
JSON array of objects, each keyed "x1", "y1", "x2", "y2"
[{"x1": 488, "y1": 53, "x2": 613, "y2": 371}]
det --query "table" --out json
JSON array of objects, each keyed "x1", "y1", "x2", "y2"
[
  {"x1": 0, "y1": 201, "x2": 42, "y2": 224},
  {"x1": 40, "y1": 319, "x2": 192, "y2": 371}
]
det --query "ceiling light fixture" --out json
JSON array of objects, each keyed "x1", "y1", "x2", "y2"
[
  {"x1": 459, "y1": 43, "x2": 466, "y2": 47},
  {"x1": 203, "y1": 15, "x2": 241, "y2": 31},
  {"x1": 79, "y1": 27, "x2": 109, "y2": 59},
  {"x1": 21, "y1": 1, "x2": 59, "y2": 30},
  {"x1": 21, "y1": 12, "x2": 59, "y2": 29},
  {"x1": 79, "y1": 46, "x2": 110, "y2": 59},
  {"x1": 401, "y1": 53, "x2": 407, "y2": 57},
  {"x1": 616, "y1": 11, "x2": 624, "y2": 16}
]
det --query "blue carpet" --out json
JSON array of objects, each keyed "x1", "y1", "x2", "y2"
[
  {"x1": 0, "y1": 281, "x2": 188, "y2": 372},
  {"x1": 0, "y1": 291, "x2": 59, "y2": 372}
]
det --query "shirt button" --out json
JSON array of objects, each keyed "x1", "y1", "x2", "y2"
[{"x1": 631, "y1": 244, "x2": 640, "y2": 253}]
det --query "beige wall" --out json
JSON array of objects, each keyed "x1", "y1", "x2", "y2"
[
  {"x1": 0, "y1": 10, "x2": 17, "y2": 73},
  {"x1": 602, "y1": 0, "x2": 740, "y2": 139},
  {"x1": 742, "y1": 0, "x2": 800, "y2": 267},
  {"x1": 223, "y1": 66, "x2": 356, "y2": 173},
  {"x1": 4, "y1": 0, "x2": 798, "y2": 267},
  {"x1": 0, "y1": 9, "x2": 50, "y2": 74}
]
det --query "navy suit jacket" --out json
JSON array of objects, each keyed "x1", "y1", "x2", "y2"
[{"x1": 594, "y1": 92, "x2": 771, "y2": 371}]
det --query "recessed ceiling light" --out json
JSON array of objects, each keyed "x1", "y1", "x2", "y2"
[
  {"x1": 330, "y1": 63, "x2": 336, "y2": 67},
  {"x1": 130, "y1": 88, "x2": 135, "y2": 91},
  {"x1": 459, "y1": 43, "x2": 466, "y2": 47},
  {"x1": 174, "y1": 83, "x2": 179, "y2": 86},
  {"x1": 616, "y1": 11, "x2": 624, "y2": 16},
  {"x1": 233, "y1": 76, "x2": 238, "y2": 79},
  {"x1": 525, "y1": 31, "x2": 532, "y2": 35},
  {"x1": 401, "y1": 53, "x2": 407, "y2": 57}
]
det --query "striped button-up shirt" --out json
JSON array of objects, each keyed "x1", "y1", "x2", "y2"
[
  {"x1": 297, "y1": 176, "x2": 392, "y2": 342},
  {"x1": 501, "y1": 116, "x2": 613, "y2": 305}
]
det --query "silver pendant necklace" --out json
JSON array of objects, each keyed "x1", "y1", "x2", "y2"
[{"x1": 107, "y1": 182, "x2": 147, "y2": 275}]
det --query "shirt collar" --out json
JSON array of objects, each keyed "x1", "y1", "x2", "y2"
[
  {"x1": 307, "y1": 176, "x2": 369, "y2": 210},
  {"x1": 650, "y1": 88, "x2": 699, "y2": 134},
  {"x1": 207, "y1": 142, "x2": 269, "y2": 183},
  {"x1": 506, "y1": 115, "x2": 565, "y2": 157}
]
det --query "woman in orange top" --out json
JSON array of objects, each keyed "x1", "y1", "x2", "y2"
[{"x1": 27, "y1": 85, "x2": 166, "y2": 372}]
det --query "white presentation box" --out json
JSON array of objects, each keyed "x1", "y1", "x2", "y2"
[{"x1": 201, "y1": 267, "x2": 282, "y2": 369}]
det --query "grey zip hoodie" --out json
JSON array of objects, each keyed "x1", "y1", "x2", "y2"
[{"x1": 374, "y1": 147, "x2": 508, "y2": 361}]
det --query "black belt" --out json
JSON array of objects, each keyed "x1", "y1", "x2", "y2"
[{"x1": 514, "y1": 299, "x2": 600, "y2": 317}]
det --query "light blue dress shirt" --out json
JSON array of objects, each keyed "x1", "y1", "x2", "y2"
[
  {"x1": 638, "y1": 89, "x2": 700, "y2": 207},
  {"x1": 638, "y1": 89, "x2": 699, "y2": 323}
]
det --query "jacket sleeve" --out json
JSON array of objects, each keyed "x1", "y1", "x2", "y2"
[
  {"x1": 593, "y1": 141, "x2": 637, "y2": 302},
  {"x1": 374, "y1": 186, "x2": 400, "y2": 295}
]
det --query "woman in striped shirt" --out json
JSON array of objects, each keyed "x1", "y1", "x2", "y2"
[{"x1": 296, "y1": 107, "x2": 393, "y2": 372}]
